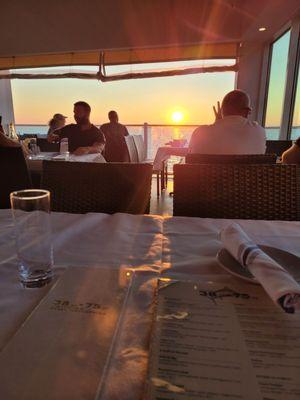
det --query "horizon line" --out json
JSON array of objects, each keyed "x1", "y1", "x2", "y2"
[{"x1": 14, "y1": 123, "x2": 300, "y2": 129}]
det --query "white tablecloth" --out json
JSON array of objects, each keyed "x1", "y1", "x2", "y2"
[
  {"x1": 0, "y1": 210, "x2": 162, "y2": 348},
  {"x1": 27, "y1": 152, "x2": 106, "y2": 172},
  {"x1": 162, "y1": 216, "x2": 300, "y2": 275},
  {"x1": 153, "y1": 146, "x2": 188, "y2": 170},
  {"x1": 55, "y1": 153, "x2": 106, "y2": 163},
  {"x1": 1, "y1": 210, "x2": 300, "y2": 399}
]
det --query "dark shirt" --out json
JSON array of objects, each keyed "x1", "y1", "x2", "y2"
[
  {"x1": 57, "y1": 124, "x2": 105, "y2": 153},
  {"x1": 100, "y1": 122, "x2": 129, "y2": 162}
]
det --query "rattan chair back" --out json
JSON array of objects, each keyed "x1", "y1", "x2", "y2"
[
  {"x1": 186, "y1": 153, "x2": 277, "y2": 164},
  {"x1": 266, "y1": 140, "x2": 292, "y2": 156},
  {"x1": 18, "y1": 134, "x2": 38, "y2": 140},
  {"x1": 0, "y1": 146, "x2": 32, "y2": 208},
  {"x1": 42, "y1": 161, "x2": 152, "y2": 214},
  {"x1": 37, "y1": 138, "x2": 59, "y2": 152},
  {"x1": 173, "y1": 164, "x2": 300, "y2": 220}
]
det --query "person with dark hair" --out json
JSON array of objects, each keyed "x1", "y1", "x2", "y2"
[
  {"x1": 282, "y1": 137, "x2": 300, "y2": 164},
  {"x1": 189, "y1": 90, "x2": 266, "y2": 154},
  {"x1": 47, "y1": 113, "x2": 67, "y2": 136},
  {"x1": 48, "y1": 101, "x2": 105, "y2": 155},
  {"x1": 100, "y1": 111, "x2": 129, "y2": 162}
]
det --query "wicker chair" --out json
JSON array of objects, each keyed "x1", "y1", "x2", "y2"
[
  {"x1": 266, "y1": 140, "x2": 292, "y2": 157},
  {"x1": 36, "y1": 138, "x2": 60, "y2": 152},
  {"x1": 132, "y1": 135, "x2": 147, "y2": 162},
  {"x1": 186, "y1": 153, "x2": 277, "y2": 164},
  {"x1": 18, "y1": 134, "x2": 38, "y2": 140},
  {"x1": 125, "y1": 136, "x2": 139, "y2": 162},
  {"x1": 0, "y1": 147, "x2": 32, "y2": 208},
  {"x1": 173, "y1": 164, "x2": 300, "y2": 220},
  {"x1": 41, "y1": 161, "x2": 152, "y2": 214}
]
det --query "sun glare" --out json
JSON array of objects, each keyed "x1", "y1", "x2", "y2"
[{"x1": 171, "y1": 110, "x2": 184, "y2": 124}]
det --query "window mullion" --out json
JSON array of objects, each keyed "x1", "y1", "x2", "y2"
[{"x1": 280, "y1": 19, "x2": 300, "y2": 140}]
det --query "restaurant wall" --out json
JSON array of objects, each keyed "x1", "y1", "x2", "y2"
[{"x1": 236, "y1": 43, "x2": 265, "y2": 123}]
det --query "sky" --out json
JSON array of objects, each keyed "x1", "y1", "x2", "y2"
[
  {"x1": 292, "y1": 61, "x2": 300, "y2": 131},
  {"x1": 11, "y1": 60, "x2": 235, "y2": 126}
]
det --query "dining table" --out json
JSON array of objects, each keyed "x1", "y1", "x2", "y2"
[
  {"x1": 0, "y1": 210, "x2": 299, "y2": 399},
  {"x1": 152, "y1": 146, "x2": 188, "y2": 171},
  {"x1": 27, "y1": 152, "x2": 106, "y2": 173}
]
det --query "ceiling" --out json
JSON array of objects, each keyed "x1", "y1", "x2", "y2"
[{"x1": 1, "y1": 0, "x2": 300, "y2": 64}]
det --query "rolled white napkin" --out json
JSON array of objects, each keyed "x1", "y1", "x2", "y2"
[{"x1": 220, "y1": 223, "x2": 300, "y2": 313}]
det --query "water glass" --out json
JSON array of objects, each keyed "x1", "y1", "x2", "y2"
[
  {"x1": 29, "y1": 138, "x2": 39, "y2": 155},
  {"x1": 10, "y1": 189, "x2": 53, "y2": 287}
]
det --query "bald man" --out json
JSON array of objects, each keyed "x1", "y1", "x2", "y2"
[{"x1": 189, "y1": 90, "x2": 266, "y2": 154}]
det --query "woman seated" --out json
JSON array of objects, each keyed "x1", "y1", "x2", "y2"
[
  {"x1": 0, "y1": 126, "x2": 29, "y2": 155},
  {"x1": 47, "y1": 113, "x2": 67, "y2": 136},
  {"x1": 282, "y1": 138, "x2": 300, "y2": 164},
  {"x1": 0, "y1": 126, "x2": 19, "y2": 147}
]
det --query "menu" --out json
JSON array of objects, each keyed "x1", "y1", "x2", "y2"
[
  {"x1": 146, "y1": 278, "x2": 300, "y2": 400},
  {"x1": 0, "y1": 267, "x2": 133, "y2": 400}
]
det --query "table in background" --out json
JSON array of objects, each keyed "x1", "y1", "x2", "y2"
[
  {"x1": 153, "y1": 146, "x2": 188, "y2": 171},
  {"x1": 27, "y1": 152, "x2": 106, "y2": 172},
  {"x1": 27, "y1": 153, "x2": 106, "y2": 187},
  {"x1": 152, "y1": 146, "x2": 188, "y2": 195}
]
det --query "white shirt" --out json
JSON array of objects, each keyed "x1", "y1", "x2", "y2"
[{"x1": 189, "y1": 116, "x2": 266, "y2": 154}]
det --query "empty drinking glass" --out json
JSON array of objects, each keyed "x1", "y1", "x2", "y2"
[{"x1": 10, "y1": 189, "x2": 53, "y2": 287}]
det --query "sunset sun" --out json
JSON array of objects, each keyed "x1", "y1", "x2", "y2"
[{"x1": 171, "y1": 110, "x2": 184, "y2": 124}]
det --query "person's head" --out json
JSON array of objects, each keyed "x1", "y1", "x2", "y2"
[
  {"x1": 108, "y1": 110, "x2": 118, "y2": 123},
  {"x1": 221, "y1": 90, "x2": 251, "y2": 118},
  {"x1": 296, "y1": 137, "x2": 300, "y2": 147},
  {"x1": 73, "y1": 101, "x2": 91, "y2": 125},
  {"x1": 49, "y1": 113, "x2": 67, "y2": 129}
]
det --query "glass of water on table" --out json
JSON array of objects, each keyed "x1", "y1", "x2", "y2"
[{"x1": 10, "y1": 189, "x2": 53, "y2": 287}]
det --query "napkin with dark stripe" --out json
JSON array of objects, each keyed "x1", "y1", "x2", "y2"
[{"x1": 220, "y1": 223, "x2": 300, "y2": 313}]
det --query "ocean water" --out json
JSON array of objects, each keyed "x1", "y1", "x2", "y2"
[
  {"x1": 263, "y1": 127, "x2": 300, "y2": 141},
  {"x1": 15, "y1": 124, "x2": 143, "y2": 136},
  {"x1": 15, "y1": 125, "x2": 300, "y2": 159}
]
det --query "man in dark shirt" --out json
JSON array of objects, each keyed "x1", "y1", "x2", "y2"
[
  {"x1": 100, "y1": 110, "x2": 129, "y2": 162},
  {"x1": 48, "y1": 101, "x2": 105, "y2": 155}
]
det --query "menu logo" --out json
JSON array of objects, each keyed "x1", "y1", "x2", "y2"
[
  {"x1": 198, "y1": 286, "x2": 256, "y2": 304},
  {"x1": 50, "y1": 299, "x2": 109, "y2": 315}
]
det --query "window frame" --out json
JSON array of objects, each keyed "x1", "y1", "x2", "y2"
[
  {"x1": 260, "y1": 18, "x2": 300, "y2": 140},
  {"x1": 280, "y1": 19, "x2": 300, "y2": 139},
  {"x1": 261, "y1": 27, "x2": 292, "y2": 139},
  {"x1": 288, "y1": 21, "x2": 300, "y2": 139}
]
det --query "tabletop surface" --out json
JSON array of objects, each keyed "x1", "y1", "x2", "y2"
[
  {"x1": 27, "y1": 152, "x2": 106, "y2": 162},
  {"x1": 27, "y1": 152, "x2": 107, "y2": 174},
  {"x1": 153, "y1": 146, "x2": 188, "y2": 170},
  {"x1": 1, "y1": 210, "x2": 299, "y2": 398}
]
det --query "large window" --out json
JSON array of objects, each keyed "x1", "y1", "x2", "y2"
[
  {"x1": 291, "y1": 60, "x2": 300, "y2": 140},
  {"x1": 264, "y1": 30, "x2": 291, "y2": 139}
]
